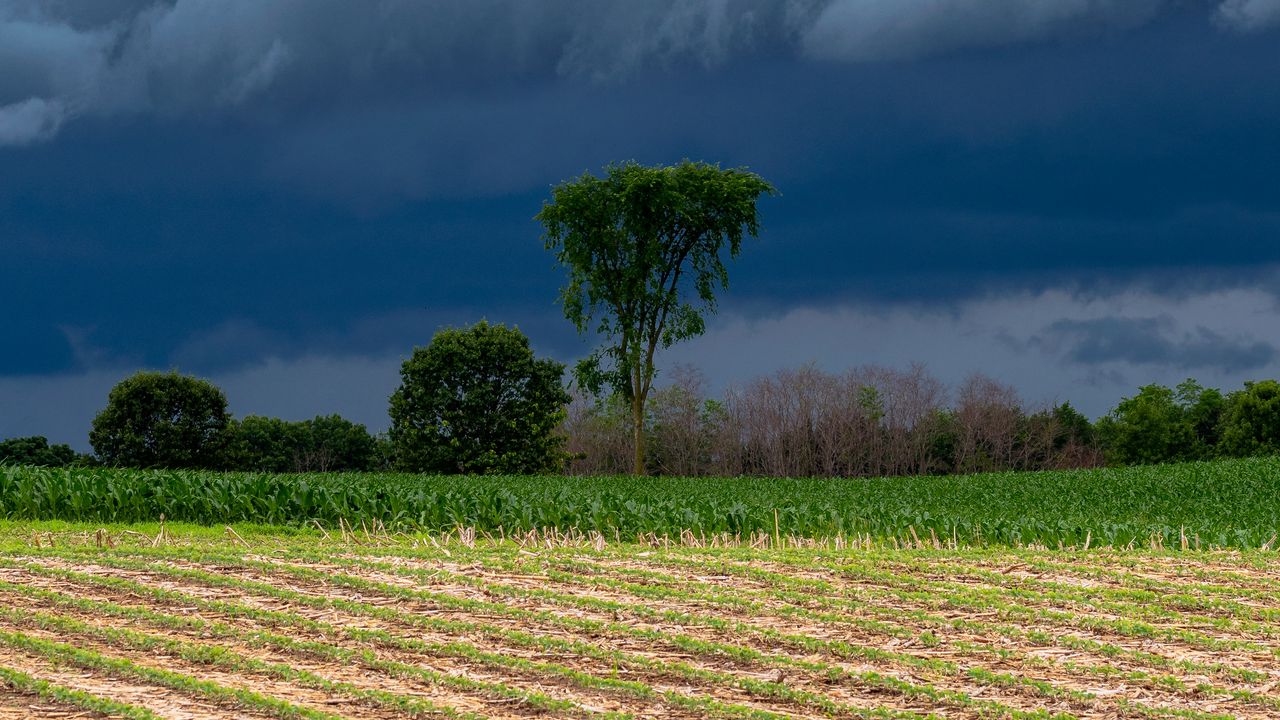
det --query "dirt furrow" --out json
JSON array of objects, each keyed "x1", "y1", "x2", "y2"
[
  {"x1": 0, "y1": 616, "x2": 510, "y2": 720},
  {"x1": 0, "y1": 579, "x2": 738, "y2": 720},
  {"x1": 537, "y1": 552, "x2": 1280, "y2": 652},
  {"x1": 0, "y1": 646, "x2": 272, "y2": 720},
  {"x1": 24, "y1": 555, "x2": 1263, "y2": 720},
  {"x1": 0, "y1": 562, "x2": 951, "y2": 720},
  {"x1": 334, "y1": 553, "x2": 1280, "y2": 684}
]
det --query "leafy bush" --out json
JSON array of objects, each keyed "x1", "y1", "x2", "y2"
[{"x1": 1219, "y1": 380, "x2": 1280, "y2": 458}]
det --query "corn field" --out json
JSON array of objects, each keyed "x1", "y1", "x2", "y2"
[{"x1": 3, "y1": 456, "x2": 1279, "y2": 549}]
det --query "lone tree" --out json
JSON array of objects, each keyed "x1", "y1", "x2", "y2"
[
  {"x1": 537, "y1": 160, "x2": 774, "y2": 475},
  {"x1": 388, "y1": 321, "x2": 571, "y2": 474},
  {"x1": 90, "y1": 371, "x2": 230, "y2": 469}
]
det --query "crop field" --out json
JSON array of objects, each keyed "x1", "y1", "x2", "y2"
[
  {"x1": 0, "y1": 523, "x2": 1277, "y2": 719},
  {"x1": 4, "y1": 457, "x2": 1280, "y2": 549}
]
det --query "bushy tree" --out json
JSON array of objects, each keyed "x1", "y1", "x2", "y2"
[
  {"x1": 0, "y1": 436, "x2": 80, "y2": 467},
  {"x1": 389, "y1": 322, "x2": 571, "y2": 474},
  {"x1": 301, "y1": 414, "x2": 376, "y2": 471},
  {"x1": 371, "y1": 433, "x2": 397, "y2": 471},
  {"x1": 1177, "y1": 379, "x2": 1224, "y2": 455},
  {"x1": 90, "y1": 371, "x2": 230, "y2": 469},
  {"x1": 1219, "y1": 380, "x2": 1280, "y2": 458},
  {"x1": 645, "y1": 367, "x2": 728, "y2": 476},
  {"x1": 223, "y1": 416, "x2": 298, "y2": 472},
  {"x1": 560, "y1": 391, "x2": 634, "y2": 475},
  {"x1": 224, "y1": 414, "x2": 376, "y2": 472},
  {"x1": 538, "y1": 160, "x2": 775, "y2": 475},
  {"x1": 1050, "y1": 402, "x2": 1095, "y2": 450},
  {"x1": 1096, "y1": 380, "x2": 1220, "y2": 465}
]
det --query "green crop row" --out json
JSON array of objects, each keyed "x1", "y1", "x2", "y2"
[{"x1": 3, "y1": 456, "x2": 1279, "y2": 548}]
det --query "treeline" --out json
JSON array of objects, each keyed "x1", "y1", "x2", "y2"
[
  {"x1": 8, "y1": 325, "x2": 1280, "y2": 476},
  {"x1": 0, "y1": 415, "x2": 388, "y2": 473},
  {"x1": 0, "y1": 323, "x2": 556, "y2": 474},
  {"x1": 564, "y1": 367, "x2": 1280, "y2": 476},
  {"x1": 563, "y1": 365, "x2": 1100, "y2": 477},
  {"x1": 1, "y1": 371, "x2": 388, "y2": 473}
]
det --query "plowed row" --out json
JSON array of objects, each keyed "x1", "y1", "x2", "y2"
[{"x1": 2, "y1": 528, "x2": 1279, "y2": 719}]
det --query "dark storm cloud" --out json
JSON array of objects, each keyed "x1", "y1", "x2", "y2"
[
  {"x1": 1040, "y1": 317, "x2": 1277, "y2": 372},
  {"x1": 5, "y1": 0, "x2": 1280, "y2": 448},
  {"x1": 3, "y1": 0, "x2": 1278, "y2": 146}
]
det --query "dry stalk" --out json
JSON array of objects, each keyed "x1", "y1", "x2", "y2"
[
  {"x1": 312, "y1": 520, "x2": 331, "y2": 541},
  {"x1": 224, "y1": 526, "x2": 250, "y2": 548}
]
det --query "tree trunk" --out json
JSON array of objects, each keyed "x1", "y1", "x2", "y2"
[{"x1": 632, "y1": 394, "x2": 646, "y2": 476}]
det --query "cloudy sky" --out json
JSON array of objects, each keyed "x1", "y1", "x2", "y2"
[{"x1": 4, "y1": 0, "x2": 1280, "y2": 450}]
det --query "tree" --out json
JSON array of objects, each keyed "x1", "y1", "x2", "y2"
[
  {"x1": 1095, "y1": 379, "x2": 1220, "y2": 466},
  {"x1": 1050, "y1": 402, "x2": 1095, "y2": 450},
  {"x1": 223, "y1": 416, "x2": 299, "y2": 472},
  {"x1": 0, "y1": 436, "x2": 79, "y2": 467},
  {"x1": 537, "y1": 160, "x2": 775, "y2": 475},
  {"x1": 388, "y1": 322, "x2": 571, "y2": 474},
  {"x1": 90, "y1": 371, "x2": 230, "y2": 469},
  {"x1": 1219, "y1": 380, "x2": 1280, "y2": 458},
  {"x1": 223, "y1": 414, "x2": 377, "y2": 473},
  {"x1": 1176, "y1": 379, "x2": 1224, "y2": 456},
  {"x1": 300, "y1": 414, "x2": 376, "y2": 472}
]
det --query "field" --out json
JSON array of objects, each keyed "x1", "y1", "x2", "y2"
[
  {"x1": 0, "y1": 523, "x2": 1278, "y2": 719},
  {"x1": 5, "y1": 457, "x2": 1280, "y2": 548}
]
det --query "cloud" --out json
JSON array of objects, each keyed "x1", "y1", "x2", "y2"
[
  {"x1": 2, "y1": 0, "x2": 1274, "y2": 146},
  {"x1": 798, "y1": 0, "x2": 1168, "y2": 62},
  {"x1": 662, "y1": 285, "x2": 1280, "y2": 417},
  {"x1": 1039, "y1": 317, "x2": 1277, "y2": 372},
  {"x1": 168, "y1": 319, "x2": 285, "y2": 373},
  {"x1": 0, "y1": 96, "x2": 64, "y2": 144},
  {"x1": 1216, "y1": 0, "x2": 1280, "y2": 31}
]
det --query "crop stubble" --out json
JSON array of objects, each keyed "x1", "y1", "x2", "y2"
[{"x1": 1, "y1": 533, "x2": 1278, "y2": 719}]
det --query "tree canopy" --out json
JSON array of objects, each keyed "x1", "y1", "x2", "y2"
[
  {"x1": 1095, "y1": 380, "x2": 1222, "y2": 465},
  {"x1": 537, "y1": 160, "x2": 775, "y2": 474},
  {"x1": 89, "y1": 371, "x2": 230, "y2": 469},
  {"x1": 222, "y1": 414, "x2": 376, "y2": 473},
  {"x1": 1219, "y1": 380, "x2": 1280, "y2": 458},
  {"x1": 388, "y1": 321, "x2": 571, "y2": 474},
  {"x1": 0, "y1": 436, "x2": 80, "y2": 467}
]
